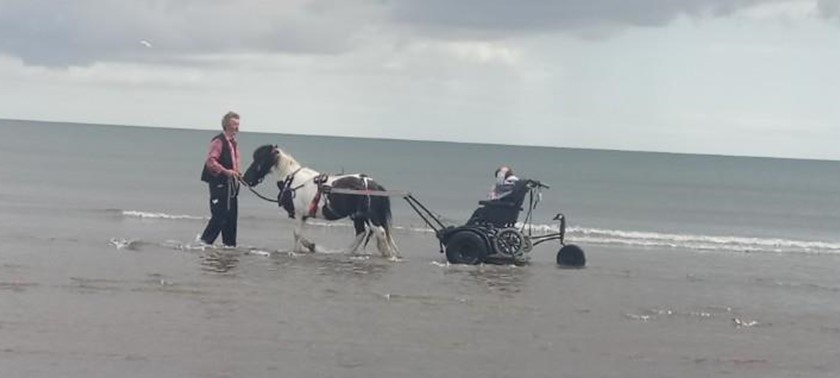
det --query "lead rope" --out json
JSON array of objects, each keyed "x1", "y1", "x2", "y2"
[
  {"x1": 244, "y1": 167, "x2": 306, "y2": 204},
  {"x1": 226, "y1": 176, "x2": 240, "y2": 209},
  {"x1": 246, "y1": 183, "x2": 279, "y2": 203}
]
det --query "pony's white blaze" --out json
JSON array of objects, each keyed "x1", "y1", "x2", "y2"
[{"x1": 266, "y1": 148, "x2": 399, "y2": 258}]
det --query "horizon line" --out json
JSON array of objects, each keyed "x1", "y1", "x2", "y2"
[{"x1": 2, "y1": 117, "x2": 837, "y2": 163}]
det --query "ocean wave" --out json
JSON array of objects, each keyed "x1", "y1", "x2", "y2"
[
  {"x1": 414, "y1": 222, "x2": 840, "y2": 255},
  {"x1": 422, "y1": 223, "x2": 840, "y2": 255},
  {"x1": 115, "y1": 209, "x2": 840, "y2": 255},
  {"x1": 108, "y1": 238, "x2": 144, "y2": 250},
  {"x1": 564, "y1": 226, "x2": 840, "y2": 255},
  {"x1": 114, "y1": 237, "x2": 278, "y2": 256},
  {"x1": 121, "y1": 210, "x2": 206, "y2": 221}
]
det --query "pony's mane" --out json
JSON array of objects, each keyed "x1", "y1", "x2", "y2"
[
  {"x1": 278, "y1": 149, "x2": 298, "y2": 165},
  {"x1": 277, "y1": 148, "x2": 302, "y2": 174}
]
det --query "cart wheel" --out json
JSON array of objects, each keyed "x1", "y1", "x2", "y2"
[
  {"x1": 556, "y1": 244, "x2": 586, "y2": 267},
  {"x1": 493, "y1": 228, "x2": 525, "y2": 257},
  {"x1": 445, "y1": 231, "x2": 488, "y2": 265}
]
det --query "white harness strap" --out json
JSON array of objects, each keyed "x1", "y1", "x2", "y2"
[{"x1": 362, "y1": 176, "x2": 372, "y2": 213}]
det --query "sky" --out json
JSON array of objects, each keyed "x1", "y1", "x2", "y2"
[{"x1": 1, "y1": 0, "x2": 839, "y2": 160}]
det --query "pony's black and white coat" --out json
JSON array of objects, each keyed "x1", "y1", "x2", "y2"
[{"x1": 243, "y1": 145, "x2": 399, "y2": 258}]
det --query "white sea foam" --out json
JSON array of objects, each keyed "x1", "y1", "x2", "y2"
[
  {"x1": 109, "y1": 238, "x2": 141, "y2": 250},
  {"x1": 117, "y1": 209, "x2": 840, "y2": 255},
  {"x1": 565, "y1": 226, "x2": 840, "y2": 255},
  {"x1": 122, "y1": 210, "x2": 205, "y2": 221},
  {"x1": 248, "y1": 249, "x2": 272, "y2": 257},
  {"x1": 406, "y1": 222, "x2": 840, "y2": 255}
]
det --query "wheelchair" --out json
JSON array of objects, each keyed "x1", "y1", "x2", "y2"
[{"x1": 414, "y1": 179, "x2": 585, "y2": 266}]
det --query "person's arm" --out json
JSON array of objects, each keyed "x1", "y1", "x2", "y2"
[
  {"x1": 234, "y1": 143, "x2": 241, "y2": 174},
  {"x1": 495, "y1": 170, "x2": 508, "y2": 185},
  {"x1": 205, "y1": 139, "x2": 236, "y2": 177},
  {"x1": 488, "y1": 185, "x2": 499, "y2": 200}
]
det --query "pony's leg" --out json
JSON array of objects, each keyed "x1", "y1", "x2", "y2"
[
  {"x1": 293, "y1": 219, "x2": 316, "y2": 253},
  {"x1": 345, "y1": 218, "x2": 367, "y2": 254},
  {"x1": 385, "y1": 227, "x2": 400, "y2": 256},
  {"x1": 371, "y1": 225, "x2": 396, "y2": 259},
  {"x1": 292, "y1": 220, "x2": 303, "y2": 252}
]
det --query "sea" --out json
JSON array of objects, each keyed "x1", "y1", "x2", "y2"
[{"x1": 2, "y1": 118, "x2": 839, "y2": 377}]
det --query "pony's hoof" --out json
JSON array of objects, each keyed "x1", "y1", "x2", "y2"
[{"x1": 301, "y1": 240, "x2": 316, "y2": 253}]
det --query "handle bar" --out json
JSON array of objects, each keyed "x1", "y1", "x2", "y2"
[{"x1": 526, "y1": 179, "x2": 550, "y2": 189}]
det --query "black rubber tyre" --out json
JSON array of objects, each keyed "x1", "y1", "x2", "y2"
[
  {"x1": 556, "y1": 244, "x2": 586, "y2": 267},
  {"x1": 445, "y1": 231, "x2": 488, "y2": 265}
]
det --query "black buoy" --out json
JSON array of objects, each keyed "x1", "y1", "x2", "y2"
[{"x1": 556, "y1": 244, "x2": 586, "y2": 267}]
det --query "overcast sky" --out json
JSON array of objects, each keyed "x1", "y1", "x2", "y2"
[{"x1": 1, "y1": 0, "x2": 838, "y2": 160}]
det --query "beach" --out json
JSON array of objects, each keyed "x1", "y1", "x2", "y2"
[
  {"x1": 3, "y1": 222, "x2": 839, "y2": 377},
  {"x1": 2, "y1": 119, "x2": 839, "y2": 377}
]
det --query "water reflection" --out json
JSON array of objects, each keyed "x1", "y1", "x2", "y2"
[
  {"x1": 316, "y1": 256, "x2": 393, "y2": 280},
  {"x1": 201, "y1": 250, "x2": 240, "y2": 274},
  {"x1": 446, "y1": 264, "x2": 531, "y2": 296},
  {"x1": 268, "y1": 251, "x2": 394, "y2": 281}
]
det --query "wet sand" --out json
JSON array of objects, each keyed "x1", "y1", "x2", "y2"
[{"x1": 2, "y1": 218, "x2": 840, "y2": 378}]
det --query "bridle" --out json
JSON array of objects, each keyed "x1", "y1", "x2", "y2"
[
  {"x1": 243, "y1": 151, "x2": 281, "y2": 203},
  {"x1": 245, "y1": 165, "x2": 306, "y2": 205}
]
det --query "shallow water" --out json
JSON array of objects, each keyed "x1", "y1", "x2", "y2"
[{"x1": 3, "y1": 211, "x2": 840, "y2": 377}]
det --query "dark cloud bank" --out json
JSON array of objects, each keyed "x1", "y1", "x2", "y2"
[{"x1": 0, "y1": 0, "x2": 836, "y2": 66}]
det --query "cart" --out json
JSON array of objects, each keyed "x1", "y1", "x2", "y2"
[{"x1": 403, "y1": 179, "x2": 586, "y2": 266}]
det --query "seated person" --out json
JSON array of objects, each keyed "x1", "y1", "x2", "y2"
[
  {"x1": 488, "y1": 165, "x2": 520, "y2": 200},
  {"x1": 469, "y1": 165, "x2": 525, "y2": 226}
]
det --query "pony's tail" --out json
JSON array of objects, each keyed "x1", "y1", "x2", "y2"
[
  {"x1": 371, "y1": 195, "x2": 392, "y2": 230},
  {"x1": 371, "y1": 195, "x2": 399, "y2": 255}
]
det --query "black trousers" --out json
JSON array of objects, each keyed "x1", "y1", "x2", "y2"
[{"x1": 200, "y1": 181, "x2": 238, "y2": 247}]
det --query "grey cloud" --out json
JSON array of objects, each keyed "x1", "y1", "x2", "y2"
[
  {"x1": 388, "y1": 0, "x2": 813, "y2": 36},
  {"x1": 0, "y1": 0, "x2": 371, "y2": 66},
  {"x1": 1, "y1": 0, "x2": 836, "y2": 67},
  {"x1": 819, "y1": 0, "x2": 840, "y2": 19}
]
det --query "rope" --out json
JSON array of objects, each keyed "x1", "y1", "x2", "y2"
[
  {"x1": 227, "y1": 176, "x2": 238, "y2": 210},
  {"x1": 245, "y1": 182, "x2": 279, "y2": 203},
  {"x1": 243, "y1": 167, "x2": 305, "y2": 204}
]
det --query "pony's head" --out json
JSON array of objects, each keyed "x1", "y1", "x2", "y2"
[
  {"x1": 243, "y1": 144, "x2": 279, "y2": 187},
  {"x1": 243, "y1": 145, "x2": 301, "y2": 186}
]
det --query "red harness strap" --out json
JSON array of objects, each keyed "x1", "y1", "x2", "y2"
[
  {"x1": 308, "y1": 190, "x2": 321, "y2": 217},
  {"x1": 307, "y1": 174, "x2": 330, "y2": 217}
]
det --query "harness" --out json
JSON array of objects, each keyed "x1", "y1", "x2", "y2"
[
  {"x1": 253, "y1": 167, "x2": 371, "y2": 221},
  {"x1": 320, "y1": 175, "x2": 373, "y2": 220},
  {"x1": 275, "y1": 169, "x2": 338, "y2": 219},
  {"x1": 307, "y1": 173, "x2": 330, "y2": 218},
  {"x1": 357, "y1": 176, "x2": 373, "y2": 220},
  {"x1": 276, "y1": 167, "x2": 304, "y2": 218}
]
